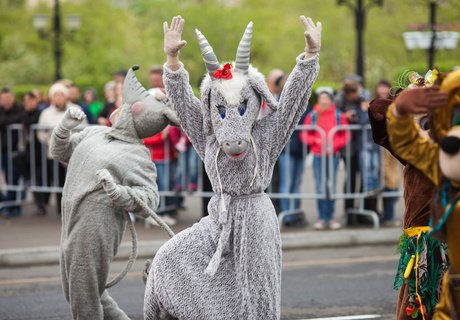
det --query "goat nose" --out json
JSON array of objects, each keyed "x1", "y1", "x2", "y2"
[{"x1": 222, "y1": 140, "x2": 249, "y2": 156}]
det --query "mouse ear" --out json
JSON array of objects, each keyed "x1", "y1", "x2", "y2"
[
  {"x1": 123, "y1": 65, "x2": 151, "y2": 105},
  {"x1": 163, "y1": 107, "x2": 180, "y2": 127}
]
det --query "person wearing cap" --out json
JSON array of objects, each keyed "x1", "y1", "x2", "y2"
[
  {"x1": 334, "y1": 77, "x2": 379, "y2": 224},
  {"x1": 37, "y1": 83, "x2": 87, "y2": 214}
]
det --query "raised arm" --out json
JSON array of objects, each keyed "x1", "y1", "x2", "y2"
[
  {"x1": 267, "y1": 16, "x2": 321, "y2": 161},
  {"x1": 163, "y1": 16, "x2": 206, "y2": 159},
  {"x1": 49, "y1": 107, "x2": 88, "y2": 163},
  {"x1": 386, "y1": 87, "x2": 449, "y2": 186}
]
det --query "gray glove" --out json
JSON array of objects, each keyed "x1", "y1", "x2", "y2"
[
  {"x1": 97, "y1": 169, "x2": 124, "y2": 200},
  {"x1": 163, "y1": 15, "x2": 187, "y2": 57},
  {"x1": 300, "y1": 15, "x2": 322, "y2": 54},
  {"x1": 55, "y1": 107, "x2": 86, "y2": 137}
]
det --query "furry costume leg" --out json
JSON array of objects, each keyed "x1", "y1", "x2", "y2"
[{"x1": 60, "y1": 200, "x2": 129, "y2": 320}]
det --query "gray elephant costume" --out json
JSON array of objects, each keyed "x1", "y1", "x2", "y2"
[
  {"x1": 50, "y1": 66, "x2": 177, "y2": 320},
  {"x1": 144, "y1": 21, "x2": 319, "y2": 319}
]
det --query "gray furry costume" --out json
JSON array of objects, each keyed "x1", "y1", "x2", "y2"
[
  {"x1": 50, "y1": 66, "x2": 177, "y2": 320},
  {"x1": 144, "y1": 16, "x2": 320, "y2": 319}
]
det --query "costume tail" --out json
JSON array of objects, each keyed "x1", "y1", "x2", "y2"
[{"x1": 105, "y1": 191, "x2": 175, "y2": 288}]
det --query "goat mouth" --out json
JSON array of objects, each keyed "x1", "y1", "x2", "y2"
[{"x1": 228, "y1": 151, "x2": 247, "y2": 160}]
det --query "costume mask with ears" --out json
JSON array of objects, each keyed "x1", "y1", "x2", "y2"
[
  {"x1": 197, "y1": 22, "x2": 278, "y2": 159},
  {"x1": 109, "y1": 65, "x2": 179, "y2": 142}
]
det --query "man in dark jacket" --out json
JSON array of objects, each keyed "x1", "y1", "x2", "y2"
[
  {"x1": 21, "y1": 92, "x2": 49, "y2": 215},
  {"x1": 0, "y1": 87, "x2": 24, "y2": 218}
]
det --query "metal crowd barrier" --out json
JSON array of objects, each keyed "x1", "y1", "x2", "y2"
[
  {"x1": 329, "y1": 125, "x2": 383, "y2": 229},
  {"x1": 0, "y1": 124, "x2": 26, "y2": 210},
  {"x1": 0, "y1": 123, "x2": 403, "y2": 229}
]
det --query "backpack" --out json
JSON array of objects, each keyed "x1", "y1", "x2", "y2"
[{"x1": 310, "y1": 108, "x2": 341, "y2": 126}]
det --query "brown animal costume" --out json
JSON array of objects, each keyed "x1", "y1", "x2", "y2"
[
  {"x1": 386, "y1": 69, "x2": 460, "y2": 319},
  {"x1": 369, "y1": 97, "x2": 448, "y2": 320}
]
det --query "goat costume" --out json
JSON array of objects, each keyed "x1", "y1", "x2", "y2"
[
  {"x1": 385, "y1": 69, "x2": 460, "y2": 319},
  {"x1": 50, "y1": 66, "x2": 177, "y2": 320},
  {"x1": 144, "y1": 16, "x2": 320, "y2": 319}
]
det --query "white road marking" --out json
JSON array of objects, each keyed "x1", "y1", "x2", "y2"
[{"x1": 300, "y1": 315, "x2": 381, "y2": 320}]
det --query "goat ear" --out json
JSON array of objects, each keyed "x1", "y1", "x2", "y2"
[
  {"x1": 248, "y1": 77, "x2": 278, "y2": 111},
  {"x1": 201, "y1": 87, "x2": 213, "y2": 135}
]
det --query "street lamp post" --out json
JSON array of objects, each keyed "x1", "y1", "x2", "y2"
[
  {"x1": 53, "y1": 0, "x2": 62, "y2": 81},
  {"x1": 337, "y1": 0, "x2": 384, "y2": 85},
  {"x1": 33, "y1": 0, "x2": 80, "y2": 81},
  {"x1": 428, "y1": 0, "x2": 437, "y2": 69}
]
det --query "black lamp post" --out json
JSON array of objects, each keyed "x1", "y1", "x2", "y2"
[
  {"x1": 428, "y1": 0, "x2": 437, "y2": 69},
  {"x1": 33, "y1": 0, "x2": 80, "y2": 81},
  {"x1": 337, "y1": 0, "x2": 384, "y2": 85}
]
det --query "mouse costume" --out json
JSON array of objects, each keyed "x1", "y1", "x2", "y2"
[
  {"x1": 144, "y1": 19, "x2": 320, "y2": 319},
  {"x1": 50, "y1": 66, "x2": 177, "y2": 320}
]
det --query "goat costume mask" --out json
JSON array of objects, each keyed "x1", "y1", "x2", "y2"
[
  {"x1": 50, "y1": 66, "x2": 177, "y2": 320},
  {"x1": 144, "y1": 16, "x2": 320, "y2": 319}
]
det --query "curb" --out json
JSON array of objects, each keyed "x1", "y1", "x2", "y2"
[{"x1": 0, "y1": 228, "x2": 400, "y2": 267}]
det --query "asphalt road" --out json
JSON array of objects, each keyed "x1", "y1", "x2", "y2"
[{"x1": 0, "y1": 245, "x2": 398, "y2": 320}]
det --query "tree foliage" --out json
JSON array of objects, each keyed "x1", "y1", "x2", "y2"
[{"x1": 0, "y1": 0, "x2": 459, "y2": 93}]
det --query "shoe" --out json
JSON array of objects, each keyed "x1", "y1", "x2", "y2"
[
  {"x1": 1, "y1": 208, "x2": 13, "y2": 219},
  {"x1": 36, "y1": 205, "x2": 47, "y2": 216},
  {"x1": 144, "y1": 216, "x2": 159, "y2": 228},
  {"x1": 382, "y1": 219, "x2": 402, "y2": 228},
  {"x1": 161, "y1": 214, "x2": 177, "y2": 226},
  {"x1": 313, "y1": 220, "x2": 326, "y2": 230},
  {"x1": 329, "y1": 220, "x2": 342, "y2": 230},
  {"x1": 188, "y1": 183, "x2": 198, "y2": 192}
]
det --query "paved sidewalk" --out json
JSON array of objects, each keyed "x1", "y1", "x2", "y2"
[{"x1": 0, "y1": 198, "x2": 402, "y2": 267}]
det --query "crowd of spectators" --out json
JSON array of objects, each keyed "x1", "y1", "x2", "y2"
[{"x1": 0, "y1": 67, "x2": 400, "y2": 229}]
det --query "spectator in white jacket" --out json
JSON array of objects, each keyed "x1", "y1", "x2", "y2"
[{"x1": 37, "y1": 83, "x2": 87, "y2": 215}]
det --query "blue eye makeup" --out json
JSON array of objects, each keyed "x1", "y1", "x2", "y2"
[
  {"x1": 238, "y1": 101, "x2": 247, "y2": 116},
  {"x1": 217, "y1": 105, "x2": 226, "y2": 119}
]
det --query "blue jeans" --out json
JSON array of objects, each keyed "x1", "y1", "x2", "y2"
[
  {"x1": 278, "y1": 153, "x2": 305, "y2": 213},
  {"x1": 0, "y1": 152, "x2": 21, "y2": 214},
  {"x1": 383, "y1": 187, "x2": 398, "y2": 221},
  {"x1": 359, "y1": 149, "x2": 380, "y2": 192},
  {"x1": 313, "y1": 155, "x2": 339, "y2": 222},
  {"x1": 155, "y1": 160, "x2": 178, "y2": 215},
  {"x1": 176, "y1": 147, "x2": 199, "y2": 188}
]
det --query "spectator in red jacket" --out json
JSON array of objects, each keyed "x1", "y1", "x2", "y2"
[
  {"x1": 144, "y1": 126, "x2": 181, "y2": 226},
  {"x1": 300, "y1": 88, "x2": 349, "y2": 230}
]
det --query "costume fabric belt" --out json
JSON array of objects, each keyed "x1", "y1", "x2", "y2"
[{"x1": 205, "y1": 192, "x2": 265, "y2": 276}]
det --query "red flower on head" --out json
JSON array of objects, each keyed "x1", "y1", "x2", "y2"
[{"x1": 213, "y1": 63, "x2": 233, "y2": 80}]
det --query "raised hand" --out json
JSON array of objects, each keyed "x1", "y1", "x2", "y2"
[
  {"x1": 164, "y1": 15, "x2": 187, "y2": 57},
  {"x1": 394, "y1": 86, "x2": 449, "y2": 116},
  {"x1": 61, "y1": 107, "x2": 86, "y2": 130},
  {"x1": 300, "y1": 15, "x2": 322, "y2": 56}
]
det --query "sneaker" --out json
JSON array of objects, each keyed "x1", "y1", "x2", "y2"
[
  {"x1": 382, "y1": 219, "x2": 402, "y2": 228},
  {"x1": 313, "y1": 219, "x2": 326, "y2": 230},
  {"x1": 144, "y1": 216, "x2": 159, "y2": 228},
  {"x1": 329, "y1": 220, "x2": 342, "y2": 230},
  {"x1": 188, "y1": 183, "x2": 198, "y2": 192},
  {"x1": 36, "y1": 205, "x2": 47, "y2": 216}
]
